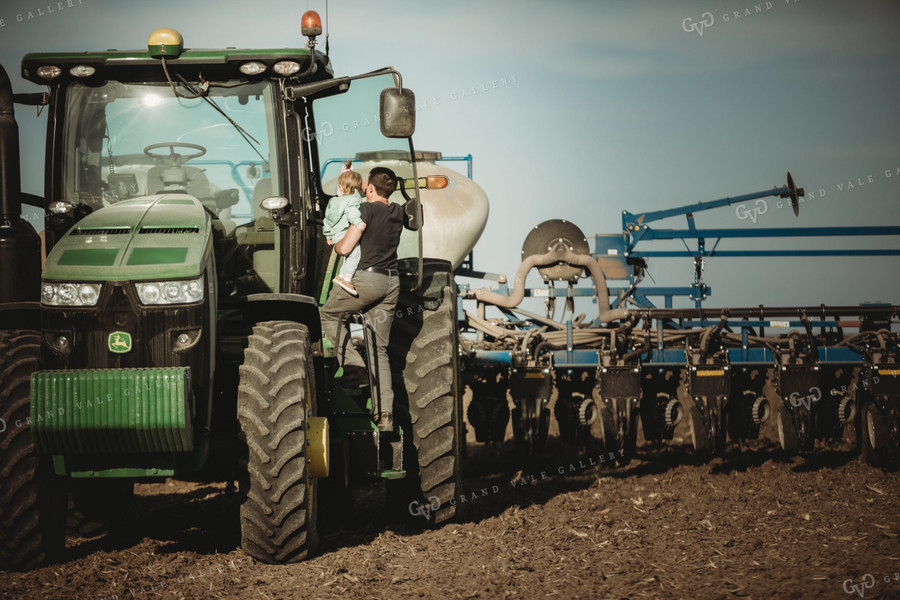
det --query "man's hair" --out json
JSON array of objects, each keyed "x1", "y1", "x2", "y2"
[
  {"x1": 338, "y1": 170, "x2": 363, "y2": 195},
  {"x1": 367, "y1": 167, "x2": 397, "y2": 200}
]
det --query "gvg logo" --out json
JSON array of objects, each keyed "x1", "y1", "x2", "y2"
[
  {"x1": 682, "y1": 12, "x2": 714, "y2": 36},
  {"x1": 301, "y1": 121, "x2": 334, "y2": 143},
  {"x1": 408, "y1": 496, "x2": 440, "y2": 519},
  {"x1": 789, "y1": 386, "x2": 822, "y2": 411},
  {"x1": 843, "y1": 574, "x2": 875, "y2": 598},
  {"x1": 735, "y1": 199, "x2": 768, "y2": 223}
]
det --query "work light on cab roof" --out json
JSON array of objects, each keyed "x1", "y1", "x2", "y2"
[{"x1": 144, "y1": 13, "x2": 322, "y2": 79}]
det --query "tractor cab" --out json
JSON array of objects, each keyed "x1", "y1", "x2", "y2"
[
  {"x1": 20, "y1": 15, "x2": 426, "y2": 461},
  {"x1": 23, "y1": 23, "x2": 422, "y2": 301}
]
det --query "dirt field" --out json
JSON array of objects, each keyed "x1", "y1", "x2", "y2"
[{"x1": 2, "y1": 422, "x2": 899, "y2": 600}]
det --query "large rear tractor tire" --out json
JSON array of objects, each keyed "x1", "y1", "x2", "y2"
[
  {"x1": 0, "y1": 330, "x2": 66, "y2": 570},
  {"x1": 237, "y1": 321, "x2": 318, "y2": 563},
  {"x1": 388, "y1": 261, "x2": 463, "y2": 526}
]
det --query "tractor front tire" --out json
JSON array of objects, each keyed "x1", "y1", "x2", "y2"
[
  {"x1": 237, "y1": 321, "x2": 318, "y2": 563},
  {"x1": 0, "y1": 330, "x2": 66, "y2": 570}
]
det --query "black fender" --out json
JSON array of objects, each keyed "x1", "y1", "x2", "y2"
[
  {"x1": 241, "y1": 293, "x2": 321, "y2": 341},
  {"x1": 0, "y1": 301, "x2": 40, "y2": 332}
]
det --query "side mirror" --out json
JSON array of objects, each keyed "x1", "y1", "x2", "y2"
[
  {"x1": 380, "y1": 88, "x2": 415, "y2": 138},
  {"x1": 395, "y1": 176, "x2": 444, "y2": 232}
]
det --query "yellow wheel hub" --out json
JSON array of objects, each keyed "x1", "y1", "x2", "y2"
[{"x1": 307, "y1": 416, "x2": 330, "y2": 478}]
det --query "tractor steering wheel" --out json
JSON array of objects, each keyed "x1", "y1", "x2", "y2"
[{"x1": 143, "y1": 142, "x2": 207, "y2": 165}]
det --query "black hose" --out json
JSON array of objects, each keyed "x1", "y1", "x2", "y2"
[{"x1": 0, "y1": 63, "x2": 22, "y2": 220}]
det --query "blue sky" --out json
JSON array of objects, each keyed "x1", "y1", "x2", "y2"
[{"x1": 1, "y1": 0, "x2": 898, "y2": 309}]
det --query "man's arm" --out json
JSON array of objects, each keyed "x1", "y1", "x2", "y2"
[{"x1": 335, "y1": 223, "x2": 363, "y2": 256}]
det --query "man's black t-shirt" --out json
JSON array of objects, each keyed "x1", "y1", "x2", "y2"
[{"x1": 357, "y1": 201, "x2": 404, "y2": 271}]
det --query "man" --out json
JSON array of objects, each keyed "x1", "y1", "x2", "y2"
[{"x1": 321, "y1": 166, "x2": 404, "y2": 432}]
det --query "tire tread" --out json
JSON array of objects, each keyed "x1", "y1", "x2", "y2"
[{"x1": 238, "y1": 321, "x2": 317, "y2": 564}]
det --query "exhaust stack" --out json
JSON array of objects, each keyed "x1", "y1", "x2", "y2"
[{"x1": 0, "y1": 63, "x2": 41, "y2": 303}]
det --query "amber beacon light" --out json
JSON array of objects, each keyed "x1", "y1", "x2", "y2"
[{"x1": 301, "y1": 10, "x2": 323, "y2": 38}]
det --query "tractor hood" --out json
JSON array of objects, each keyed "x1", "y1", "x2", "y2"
[{"x1": 43, "y1": 194, "x2": 212, "y2": 282}]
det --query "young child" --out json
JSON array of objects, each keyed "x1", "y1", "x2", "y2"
[{"x1": 324, "y1": 161, "x2": 365, "y2": 296}]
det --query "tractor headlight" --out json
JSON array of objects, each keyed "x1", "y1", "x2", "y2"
[
  {"x1": 41, "y1": 281, "x2": 102, "y2": 307},
  {"x1": 135, "y1": 276, "x2": 204, "y2": 305}
]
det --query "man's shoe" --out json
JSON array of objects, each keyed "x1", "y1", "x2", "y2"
[
  {"x1": 338, "y1": 365, "x2": 369, "y2": 389},
  {"x1": 376, "y1": 412, "x2": 393, "y2": 433},
  {"x1": 334, "y1": 276, "x2": 358, "y2": 297}
]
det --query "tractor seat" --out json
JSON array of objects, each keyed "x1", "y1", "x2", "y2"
[
  {"x1": 234, "y1": 177, "x2": 277, "y2": 246},
  {"x1": 106, "y1": 173, "x2": 140, "y2": 202},
  {"x1": 232, "y1": 178, "x2": 279, "y2": 291},
  {"x1": 234, "y1": 216, "x2": 275, "y2": 245},
  {"x1": 146, "y1": 165, "x2": 212, "y2": 199}
]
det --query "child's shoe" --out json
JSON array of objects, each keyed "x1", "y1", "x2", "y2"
[{"x1": 334, "y1": 275, "x2": 358, "y2": 296}]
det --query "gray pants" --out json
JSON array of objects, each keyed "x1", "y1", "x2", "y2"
[{"x1": 320, "y1": 270, "x2": 399, "y2": 414}]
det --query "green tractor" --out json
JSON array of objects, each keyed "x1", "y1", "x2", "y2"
[{"x1": 0, "y1": 13, "x2": 464, "y2": 570}]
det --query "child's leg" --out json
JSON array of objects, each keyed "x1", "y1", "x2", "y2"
[
  {"x1": 339, "y1": 242, "x2": 361, "y2": 279},
  {"x1": 332, "y1": 232, "x2": 359, "y2": 296},
  {"x1": 332, "y1": 229, "x2": 349, "y2": 278}
]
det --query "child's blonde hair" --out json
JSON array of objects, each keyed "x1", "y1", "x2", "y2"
[{"x1": 339, "y1": 169, "x2": 363, "y2": 196}]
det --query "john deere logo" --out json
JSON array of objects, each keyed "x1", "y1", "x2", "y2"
[{"x1": 108, "y1": 332, "x2": 132, "y2": 354}]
